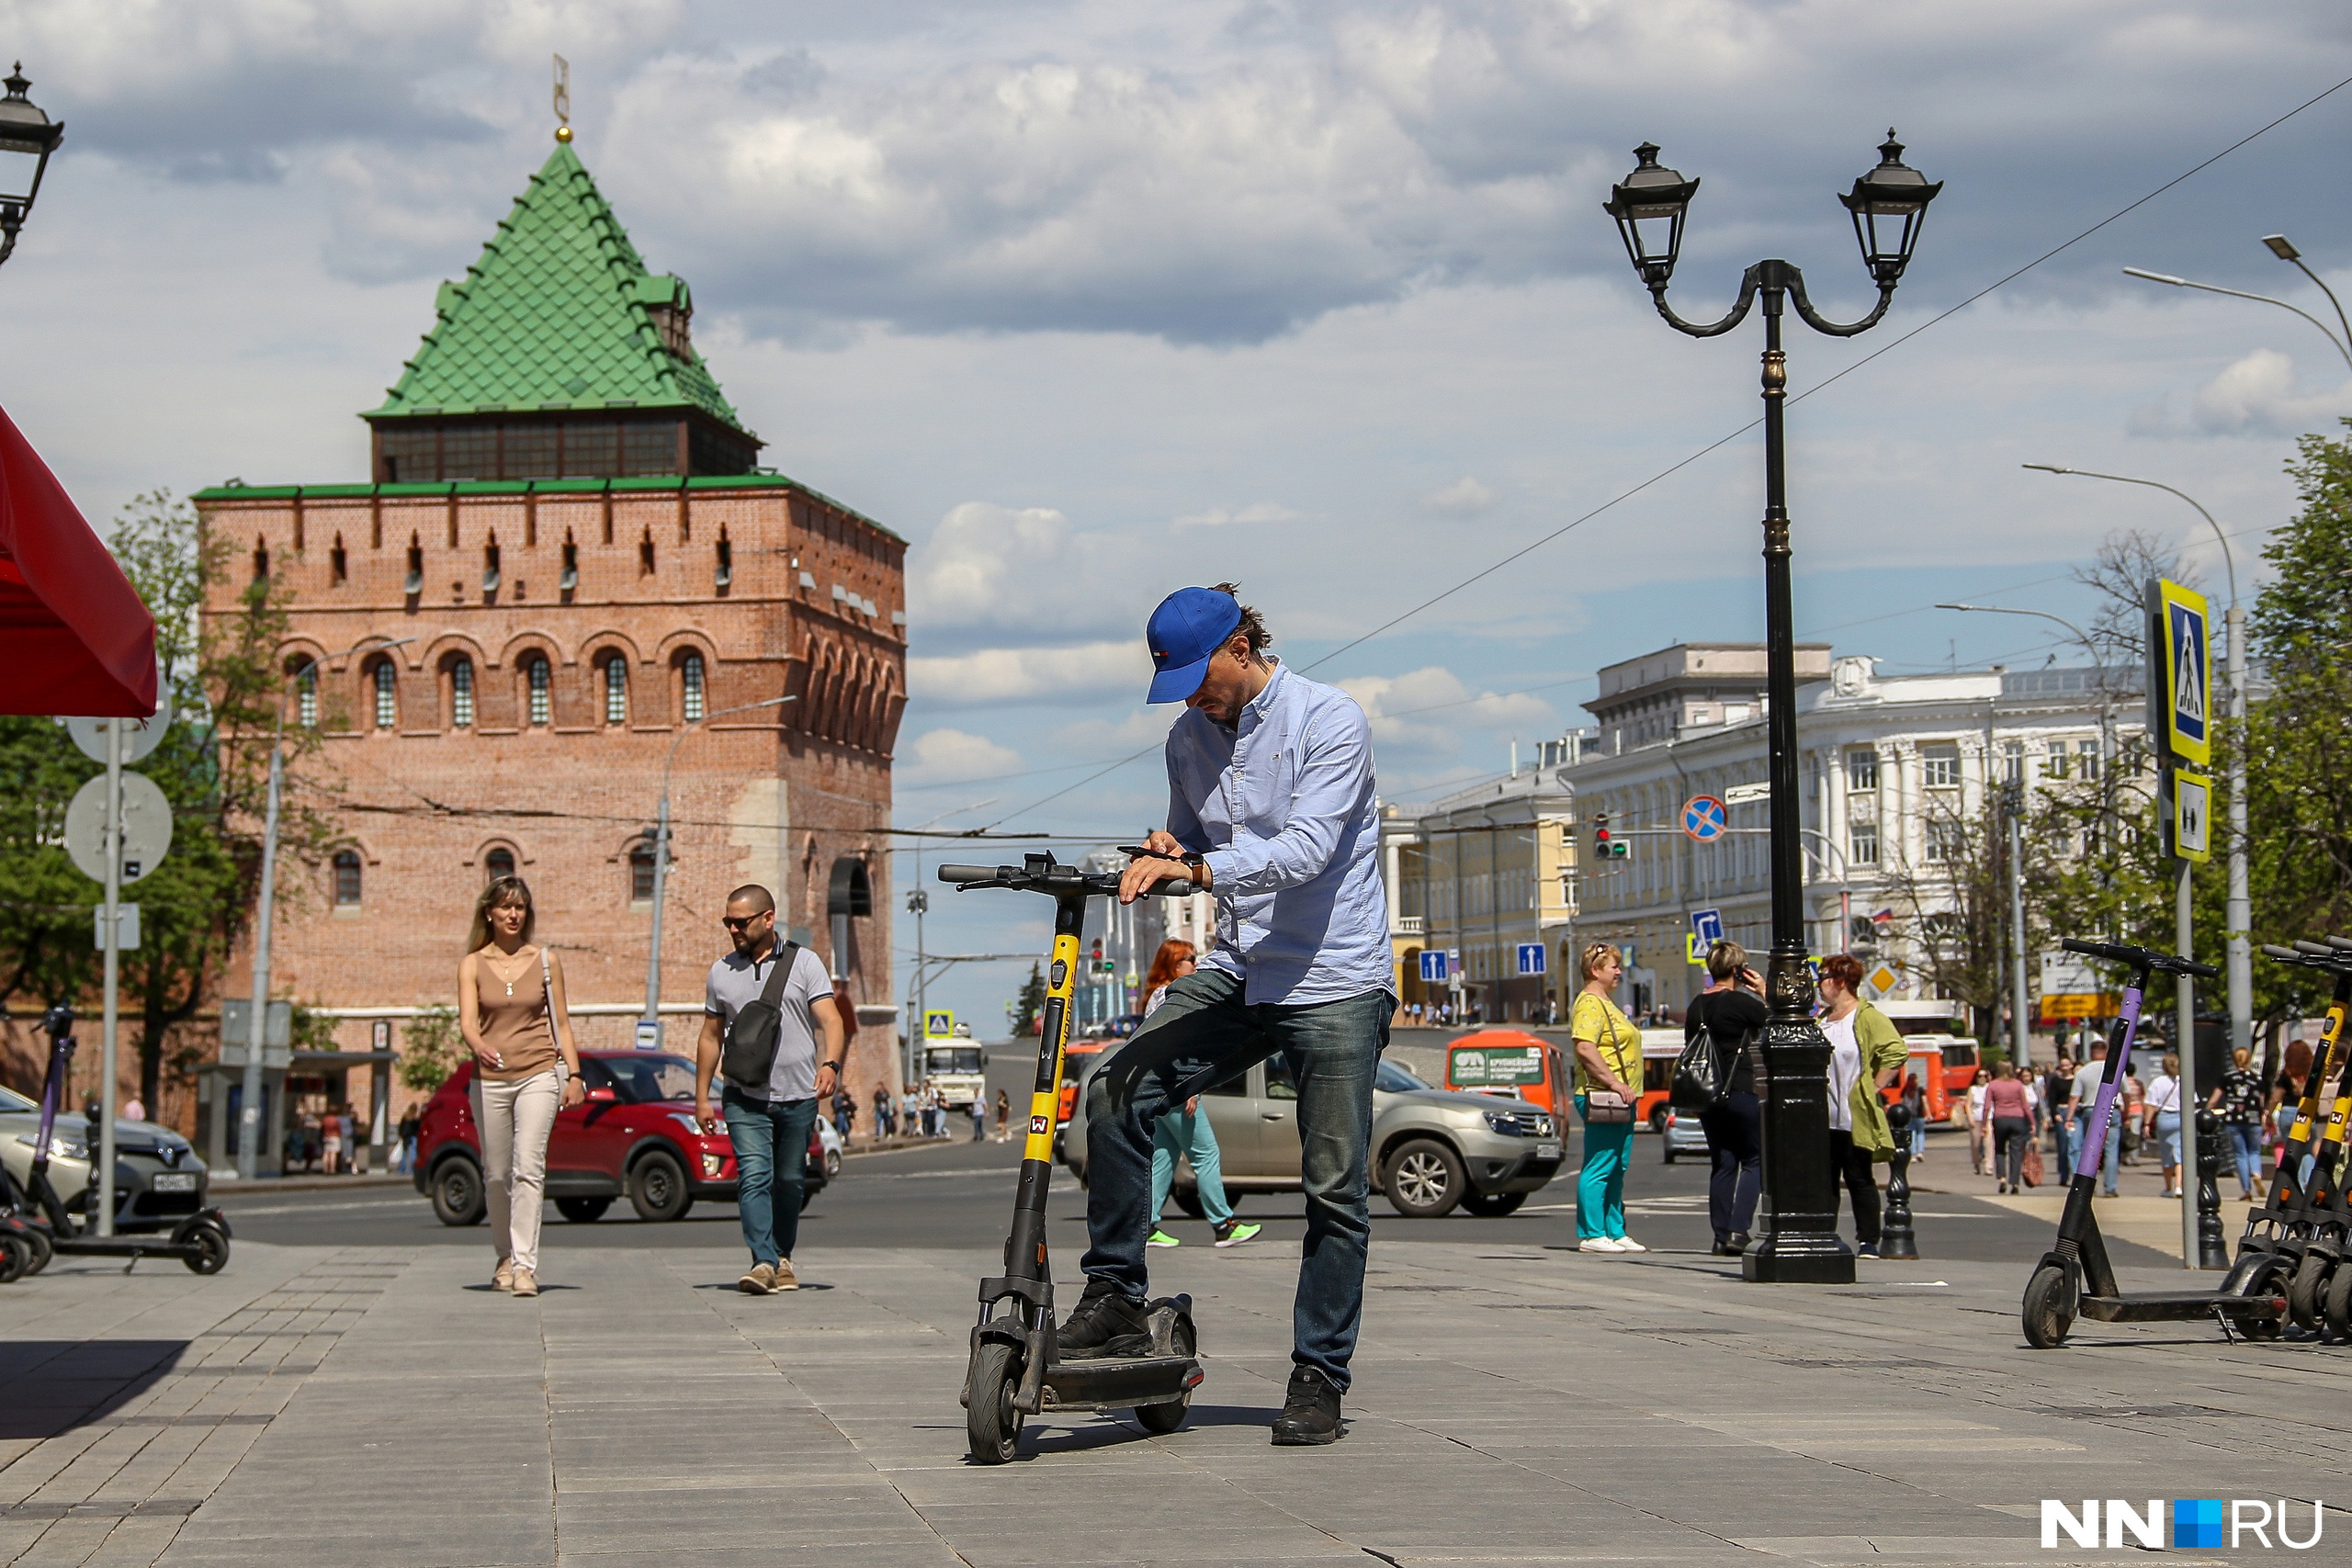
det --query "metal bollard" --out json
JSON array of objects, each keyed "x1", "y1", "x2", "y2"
[
  {"x1": 2194, "y1": 1107, "x2": 2230, "y2": 1270},
  {"x1": 1880, "y1": 1100, "x2": 1920, "y2": 1260}
]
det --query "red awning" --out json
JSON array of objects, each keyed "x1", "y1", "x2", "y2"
[{"x1": 0, "y1": 402, "x2": 156, "y2": 716}]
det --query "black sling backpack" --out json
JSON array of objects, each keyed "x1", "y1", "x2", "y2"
[{"x1": 720, "y1": 942, "x2": 803, "y2": 1092}]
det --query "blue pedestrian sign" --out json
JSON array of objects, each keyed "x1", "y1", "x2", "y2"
[
  {"x1": 1419, "y1": 949, "x2": 1451, "y2": 983},
  {"x1": 1515, "y1": 942, "x2": 1546, "y2": 976},
  {"x1": 1690, "y1": 908, "x2": 1725, "y2": 947},
  {"x1": 1681, "y1": 794, "x2": 1728, "y2": 842},
  {"x1": 2156, "y1": 579, "x2": 2211, "y2": 767}
]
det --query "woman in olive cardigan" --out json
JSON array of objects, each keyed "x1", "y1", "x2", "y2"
[{"x1": 1817, "y1": 954, "x2": 1906, "y2": 1257}]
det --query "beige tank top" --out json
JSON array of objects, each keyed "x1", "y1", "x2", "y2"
[{"x1": 474, "y1": 945, "x2": 559, "y2": 1083}]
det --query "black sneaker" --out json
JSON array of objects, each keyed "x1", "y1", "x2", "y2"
[
  {"x1": 1856, "y1": 1242, "x2": 1882, "y2": 1259},
  {"x1": 1057, "y1": 1279, "x2": 1152, "y2": 1359},
  {"x1": 1270, "y1": 1365, "x2": 1345, "y2": 1446}
]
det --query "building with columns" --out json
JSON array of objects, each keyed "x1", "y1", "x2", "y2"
[{"x1": 194, "y1": 135, "x2": 906, "y2": 1167}]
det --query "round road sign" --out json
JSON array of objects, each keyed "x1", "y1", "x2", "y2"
[
  {"x1": 63, "y1": 772, "x2": 175, "y2": 885},
  {"x1": 65, "y1": 692, "x2": 175, "y2": 767},
  {"x1": 1681, "y1": 795, "x2": 1728, "y2": 842}
]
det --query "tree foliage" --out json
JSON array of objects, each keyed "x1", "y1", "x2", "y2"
[
  {"x1": 398, "y1": 1005, "x2": 463, "y2": 1093},
  {"x1": 1012, "y1": 962, "x2": 1046, "y2": 1037}
]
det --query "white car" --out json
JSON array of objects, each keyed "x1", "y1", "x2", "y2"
[{"x1": 816, "y1": 1118, "x2": 843, "y2": 1179}]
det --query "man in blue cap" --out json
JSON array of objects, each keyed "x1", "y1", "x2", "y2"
[{"x1": 1060, "y1": 582, "x2": 1392, "y2": 1446}]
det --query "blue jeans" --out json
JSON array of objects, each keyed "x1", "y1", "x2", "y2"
[
  {"x1": 2226, "y1": 1121, "x2": 2265, "y2": 1196},
  {"x1": 723, "y1": 1089, "x2": 817, "y2": 1266},
  {"x1": 2071, "y1": 1107, "x2": 2121, "y2": 1195},
  {"x1": 2154, "y1": 1110, "x2": 2183, "y2": 1172},
  {"x1": 1150, "y1": 1105, "x2": 1234, "y2": 1226},
  {"x1": 1575, "y1": 1096, "x2": 1633, "y2": 1240},
  {"x1": 1081, "y1": 966, "x2": 1387, "y2": 1391}
]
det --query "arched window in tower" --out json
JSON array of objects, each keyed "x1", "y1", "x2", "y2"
[
  {"x1": 372, "y1": 660, "x2": 397, "y2": 729},
  {"x1": 295, "y1": 665, "x2": 318, "y2": 728},
  {"x1": 450, "y1": 656, "x2": 475, "y2": 728},
  {"x1": 682, "y1": 651, "x2": 706, "y2": 723},
  {"x1": 526, "y1": 654, "x2": 551, "y2": 727},
  {"x1": 603, "y1": 655, "x2": 628, "y2": 726},
  {"x1": 333, "y1": 850, "x2": 363, "y2": 907},
  {"x1": 485, "y1": 846, "x2": 516, "y2": 882}
]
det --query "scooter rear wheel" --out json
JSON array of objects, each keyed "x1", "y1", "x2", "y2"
[
  {"x1": 966, "y1": 1341, "x2": 1025, "y2": 1464},
  {"x1": 1131, "y1": 1319, "x2": 1196, "y2": 1435},
  {"x1": 22, "y1": 1226, "x2": 51, "y2": 1275},
  {"x1": 2324, "y1": 1256, "x2": 2352, "y2": 1341},
  {"x1": 2022, "y1": 1262, "x2": 2075, "y2": 1349},
  {"x1": 2287, "y1": 1253, "x2": 2331, "y2": 1330},
  {"x1": 0, "y1": 1235, "x2": 27, "y2": 1285}
]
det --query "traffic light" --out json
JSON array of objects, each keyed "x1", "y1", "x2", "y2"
[
  {"x1": 1592, "y1": 814, "x2": 1629, "y2": 860},
  {"x1": 1091, "y1": 939, "x2": 1112, "y2": 975}
]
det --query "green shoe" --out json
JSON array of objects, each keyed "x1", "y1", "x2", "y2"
[
  {"x1": 1213, "y1": 1220, "x2": 1262, "y2": 1248},
  {"x1": 1147, "y1": 1229, "x2": 1181, "y2": 1248}
]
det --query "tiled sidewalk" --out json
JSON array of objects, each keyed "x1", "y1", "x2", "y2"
[{"x1": 3, "y1": 1233, "x2": 2345, "y2": 1566}]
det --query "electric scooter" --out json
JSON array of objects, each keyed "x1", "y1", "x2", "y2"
[
  {"x1": 5, "y1": 1005, "x2": 232, "y2": 1276},
  {"x1": 2256, "y1": 940, "x2": 2352, "y2": 1333},
  {"x1": 2020, "y1": 938, "x2": 2288, "y2": 1348},
  {"x1": 939, "y1": 852, "x2": 1202, "y2": 1464}
]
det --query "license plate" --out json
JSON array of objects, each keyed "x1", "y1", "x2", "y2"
[
  {"x1": 1534, "y1": 1143, "x2": 1562, "y2": 1160},
  {"x1": 152, "y1": 1172, "x2": 198, "y2": 1191}
]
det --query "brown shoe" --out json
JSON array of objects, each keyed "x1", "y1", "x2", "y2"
[
  {"x1": 492, "y1": 1260, "x2": 515, "y2": 1292},
  {"x1": 773, "y1": 1257, "x2": 800, "y2": 1292},
  {"x1": 738, "y1": 1262, "x2": 776, "y2": 1295},
  {"x1": 511, "y1": 1268, "x2": 539, "y2": 1299}
]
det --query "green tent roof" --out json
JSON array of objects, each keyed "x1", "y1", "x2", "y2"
[{"x1": 368, "y1": 141, "x2": 750, "y2": 434}]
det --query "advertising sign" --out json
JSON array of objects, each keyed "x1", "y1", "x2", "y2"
[{"x1": 1448, "y1": 1043, "x2": 1544, "y2": 1088}]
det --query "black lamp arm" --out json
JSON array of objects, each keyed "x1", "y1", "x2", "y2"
[
  {"x1": 1785, "y1": 265, "x2": 1896, "y2": 338},
  {"x1": 1653, "y1": 264, "x2": 1763, "y2": 339}
]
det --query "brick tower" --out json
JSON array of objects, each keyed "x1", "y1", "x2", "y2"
[{"x1": 196, "y1": 135, "x2": 906, "y2": 1166}]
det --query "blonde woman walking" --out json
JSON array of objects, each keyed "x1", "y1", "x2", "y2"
[
  {"x1": 458, "y1": 875, "x2": 583, "y2": 1298},
  {"x1": 1570, "y1": 942, "x2": 1645, "y2": 1254}
]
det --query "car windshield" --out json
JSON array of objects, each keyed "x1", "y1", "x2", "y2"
[
  {"x1": 597, "y1": 1055, "x2": 698, "y2": 1103},
  {"x1": 0, "y1": 1085, "x2": 38, "y2": 1113},
  {"x1": 1375, "y1": 1060, "x2": 1429, "y2": 1093},
  {"x1": 927, "y1": 1047, "x2": 983, "y2": 1074}
]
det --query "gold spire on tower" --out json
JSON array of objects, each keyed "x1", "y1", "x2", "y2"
[{"x1": 552, "y1": 53, "x2": 571, "y2": 142}]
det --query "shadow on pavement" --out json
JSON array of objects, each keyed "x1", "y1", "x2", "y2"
[{"x1": 0, "y1": 1341, "x2": 189, "y2": 1439}]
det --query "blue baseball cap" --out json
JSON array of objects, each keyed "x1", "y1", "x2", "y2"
[{"x1": 1145, "y1": 587, "x2": 1243, "y2": 704}]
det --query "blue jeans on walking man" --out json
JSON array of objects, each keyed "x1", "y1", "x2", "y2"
[
  {"x1": 1082, "y1": 966, "x2": 1386, "y2": 1391},
  {"x1": 2070, "y1": 1106, "x2": 2122, "y2": 1196},
  {"x1": 724, "y1": 1088, "x2": 818, "y2": 1267}
]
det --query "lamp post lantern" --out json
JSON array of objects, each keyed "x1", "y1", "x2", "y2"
[
  {"x1": 1606, "y1": 131, "x2": 1941, "y2": 1284},
  {"x1": 0, "y1": 64, "x2": 62, "y2": 268}
]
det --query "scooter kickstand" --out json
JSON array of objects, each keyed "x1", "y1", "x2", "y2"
[{"x1": 2212, "y1": 1304, "x2": 2236, "y2": 1344}]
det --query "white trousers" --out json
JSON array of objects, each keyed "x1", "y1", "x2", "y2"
[{"x1": 473, "y1": 1070, "x2": 560, "y2": 1273}]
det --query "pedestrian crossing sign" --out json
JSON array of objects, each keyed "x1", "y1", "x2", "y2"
[
  {"x1": 2172, "y1": 768, "x2": 2211, "y2": 864},
  {"x1": 2156, "y1": 579, "x2": 2211, "y2": 766},
  {"x1": 924, "y1": 1009, "x2": 956, "y2": 1039}
]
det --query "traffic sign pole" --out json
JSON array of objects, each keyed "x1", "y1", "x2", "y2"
[
  {"x1": 239, "y1": 743, "x2": 283, "y2": 1182},
  {"x1": 97, "y1": 716, "x2": 120, "y2": 1235}
]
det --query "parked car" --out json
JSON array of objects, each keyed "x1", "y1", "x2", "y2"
[
  {"x1": 413, "y1": 1053, "x2": 827, "y2": 1225},
  {"x1": 1659, "y1": 1105, "x2": 1710, "y2": 1164},
  {"x1": 1060, "y1": 1051, "x2": 1562, "y2": 1219},
  {"x1": 0, "y1": 1083, "x2": 211, "y2": 1233},
  {"x1": 817, "y1": 1117, "x2": 843, "y2": 1179}
]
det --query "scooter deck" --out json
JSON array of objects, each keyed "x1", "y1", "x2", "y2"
[
  {"x1": 2078, "y1": 1292, "x2": 2285, "y2": 1324},
  {"x1": 1040, "y1": 1354, "x2": 1204, "y2": 1411}
]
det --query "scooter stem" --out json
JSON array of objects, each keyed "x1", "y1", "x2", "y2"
[{"x1": 1005, "y1": 894, "x2": 1088, "y2": 1287}]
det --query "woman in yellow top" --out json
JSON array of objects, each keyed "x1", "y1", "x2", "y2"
[
  {"x1": 1815, "y1": 953, "x2": 1904, "y2": 1258},
  {"x1": 1569, "y1": 942, "x2": 1645, "y2": 1254}
]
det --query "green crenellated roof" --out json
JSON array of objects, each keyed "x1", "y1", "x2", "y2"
[{"x1": 368, "y1": 141, "x2": 750, "y2": 434}]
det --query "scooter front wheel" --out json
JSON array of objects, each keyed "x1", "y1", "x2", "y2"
[
  {"x1": 2022, "y1": 1262, "x2": 2076, "y2": 1349},
  {"x1": 21, "y1": 1226, "x2": 51, "y2": 1275},
  {"x1": 181, "y1": 1224, "x2": 230, "y2": 1276},
  {"x1": 0, "y1": 1235, "x2": 27, "y2": 1284},
  {"x1": 2287, "y1": 1253, "x2": 2330, "y2": 1331},
  {"x1": 966, "y1": 1341, "x2": 1025, "y2": 1464},
  {"x1": 2323, "y1": 1257, "x2": 2352, "y2": 1341}
]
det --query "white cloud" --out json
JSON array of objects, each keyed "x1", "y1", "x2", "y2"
[
  {"x1": 909, "y1": 640, "x2": 1154, "y2": 705},
  {"x1": 2191, "y1": 348, "x2": 2352, "y2": 437},
  {"x1": 1338, "y1": 666, "x2": 1560, "y2": 758},
  {"x1": 895, "y1": 727, "x2": 1023, "y2": 788},
  {"x1": 1173, "y1": 501, "x2": 1302, "y2": 527},
  {"x1": 905, "y1": 501, "x2": 1148, "y2": 647},
  {"x1": 1422, "y1": 476, "x2": 1497, "y2": 514}
]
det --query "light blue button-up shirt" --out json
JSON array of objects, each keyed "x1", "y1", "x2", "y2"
[{"x1": 1166, "y1": 661, "x2": 1393, "y2": 1007}]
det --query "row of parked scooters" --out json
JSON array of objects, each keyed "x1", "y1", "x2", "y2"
[
  {"x1": 1, "y1": 1005, "x2": 232, "y2": 1283},
  {"x1": 2022, "y1": 935, "x2": 2352, "y2": 1347}
]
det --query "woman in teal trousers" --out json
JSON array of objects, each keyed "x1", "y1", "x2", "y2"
[{"x1": 1570, "y1": 942, "x2": 1645, "y2": 1254}]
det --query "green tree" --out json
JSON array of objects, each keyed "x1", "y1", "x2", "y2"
[
  {"x1": 1012, "y1": 962, "x2": 1046, "y2": 1037},
  {"x1": 398, "y1": 1006, "x2": 464, "y2": 1093}
]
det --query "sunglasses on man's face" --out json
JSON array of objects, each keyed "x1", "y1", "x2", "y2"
[{"x1": 722, "y1": 915, "x2": 767, "y2": 931}]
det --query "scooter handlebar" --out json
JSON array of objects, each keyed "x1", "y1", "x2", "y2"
[
  {"x1": 936, "y1": 864, "x2": 1009, "y2": 884},
  {"x1": 2059, "y1": 936, "x2": 2218, "y2": 980}
]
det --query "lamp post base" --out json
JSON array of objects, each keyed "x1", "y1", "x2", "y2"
[{"x1": 1742, "y1": 1233, "x2": 1856, "y2": 1283}]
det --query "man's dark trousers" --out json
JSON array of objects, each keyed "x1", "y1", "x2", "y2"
[{"x1": 1080, "y1": 966, "x2": 1388, "y2": 1391}]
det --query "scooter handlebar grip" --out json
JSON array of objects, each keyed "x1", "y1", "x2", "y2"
[
  {"x1": 2293, "y1": 940, "x2": 2334, "y2": 955},
  {"x1": 937, "y1": 864, "x2": 1007, "y2": 884},
  {"x1": 2061, "y1": 937, "x2": 2127, "y2": 963},
  {"x1": 2263, "y1": 944, "x2": 2308, "y2": 962}
]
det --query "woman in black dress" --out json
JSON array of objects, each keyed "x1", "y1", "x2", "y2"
[{"x1": 1686, "y1": 941, "x2": 1769, "y2": 1257}]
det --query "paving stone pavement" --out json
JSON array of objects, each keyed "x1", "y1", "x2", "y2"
[{"x1": 4, "y1": 1235, "x2": 2346, "y2": 1567}]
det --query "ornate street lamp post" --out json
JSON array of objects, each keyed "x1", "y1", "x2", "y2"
[
  {"x1": 1606, "y1": 133, "x2": 1941, "y2": 1283},
  {"x1": 0, "y1": 64, "x2": 63, "y2": 268}
]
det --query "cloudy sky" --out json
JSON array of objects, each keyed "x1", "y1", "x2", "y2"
[{"x1": 9, "y1": 1, "x2": 2352, "y2": 1026}]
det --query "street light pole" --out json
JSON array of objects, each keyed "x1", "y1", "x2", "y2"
[
  {"x1": 640, "y1": 694, "x2": 796, "y2": 1045},
  {"x1": 1606, "y1": 130, "x2": 1941, "y2": 1284},
  {"x1": 239, "y1": 637, "x2": 412, "y2": 1181}
]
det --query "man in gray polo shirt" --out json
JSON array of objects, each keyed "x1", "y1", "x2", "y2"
[{"x1": 695, "y1": 884, "x2": 843, "y2": 1293}]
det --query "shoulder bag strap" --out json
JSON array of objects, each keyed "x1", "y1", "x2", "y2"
[
  {"x1": 540, "y1": 947, "x2": 564, "y2": 1077},
  {"x1": 759, "y1": 942, "x2": 801, "y2": 1007}
]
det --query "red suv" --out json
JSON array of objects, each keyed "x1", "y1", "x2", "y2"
[{"x1": 414, "y1": 1052, "x2": 827, "y2": 1225}]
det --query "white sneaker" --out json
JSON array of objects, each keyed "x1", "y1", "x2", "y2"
[
  {"x1": 1612, "y1": 1236, "x2": 1648, "y2": 1254},
  {"x1": 1578, "y1": 1236, "x2": 1626, "y2": 1253}
]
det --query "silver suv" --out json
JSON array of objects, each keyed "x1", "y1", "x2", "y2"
[{"x1": 1061, "y1": 1052, "x2": 1563, "y2": 1219}]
